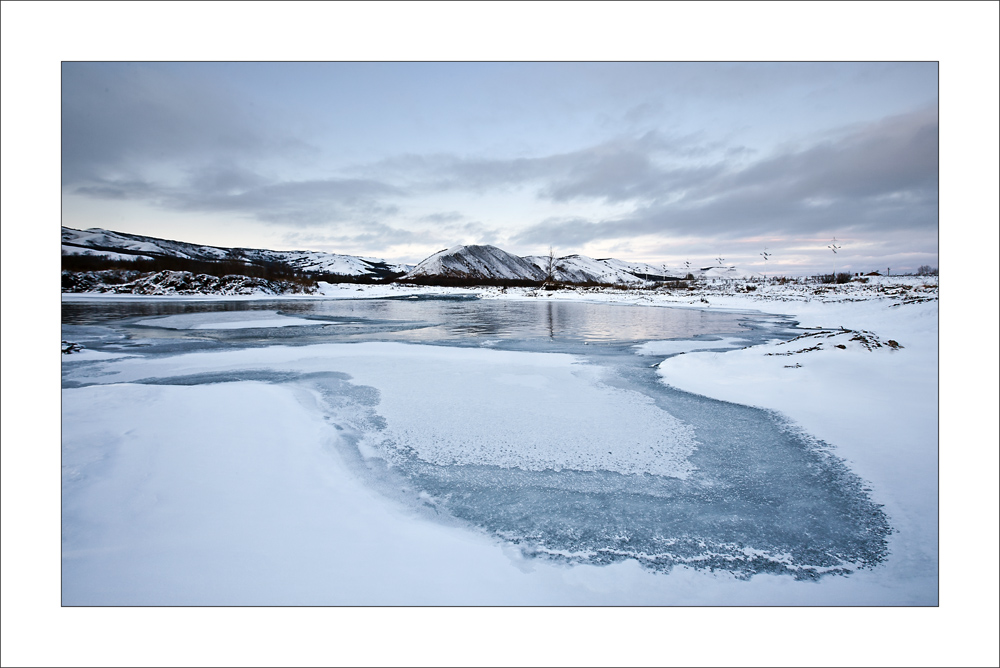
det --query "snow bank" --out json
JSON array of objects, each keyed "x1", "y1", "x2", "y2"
[{"x1": 63, "y1": 380, "x2": 547, "y2": 606}]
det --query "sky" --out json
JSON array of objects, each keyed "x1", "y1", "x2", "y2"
[{"x1": 61, "y1": 61, "x2": 939, "y2": 275}]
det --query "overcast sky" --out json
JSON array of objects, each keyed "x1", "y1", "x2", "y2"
[{"x1": 62, "y1": 61, "x2": 937, "y2": 274}]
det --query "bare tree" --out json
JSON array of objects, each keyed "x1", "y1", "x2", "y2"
[{"x1": 545, "y1": 246, "x2": 556, "y2": 282}]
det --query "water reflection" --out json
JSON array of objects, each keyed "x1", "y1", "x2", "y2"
[{"x1": 63, "y1": 295, "x2": 791, "y2": 351}]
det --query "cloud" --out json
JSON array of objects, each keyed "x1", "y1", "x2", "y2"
[
  {"x1": 693, "y1": 106, "x2": 939, "y2": 206},
  {"x1": 512, "y1": 107, "x2": 938, "y2": 247},
  {"x1": 417, "y1": 211, "x2": 466, "y2": 223},
  {"x1": 328, "y1": 222, "x2": 417, "y2": 246},
  {"x1": 511, "y1": 217, "x2": 610, "y2": 247},
  {"x1": 73, "y1": 179, "x2": 160, "y2": 200},
  {"x1": 363, "y1": 131, "x2": 716, "y2": 203},
  {"x1": 171, "y1": 177, "x2": 404, "y2": 217},
  {"x1": 184, "y1": 164, "x2": 271, "y2": 195},
  {"x1": 61, "y1": 61, "x2": 407, "y2": 227},
  {"x1": 63, "y1": 63, "x2": 937, "y2": 258},
  {"x1": 282, "y1": 222, "x2": 417, "y2": 252},
  {"x1": 62, "y1": 63, "x2": 314, "y2": 184},
  {"x1": 73, "y1": 168, "x2": 405, "y2": 227},
  {"x1": 444, "y1": 221, "x2": 503, "y2": 245}
]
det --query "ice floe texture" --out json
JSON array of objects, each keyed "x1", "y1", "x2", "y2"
[{"x1": 338, "y1": 346, "x2": 698, "y2": 478}]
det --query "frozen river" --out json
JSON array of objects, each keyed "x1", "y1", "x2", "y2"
[
  {"x1": 62, "y1": 294, "x2": 782, "y2": 349},
  {"x1": 61, "y1": 295, "x2": 895, "y2": 601}
]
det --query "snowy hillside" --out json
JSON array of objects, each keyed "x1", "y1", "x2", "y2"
[
  {"x1": 63, "y1": 226, "x2": 762, "y2": 287},
  {"x1": 598, "y1": 257, "x2": 674, "y2": 281},
  {"x1": 62, "y1": 227, "x2": 412, "y2": 278},
  {"x1": 523, "y1": 254, "x2": 673, "y2": 284},
  {"x1": 63, "y1": 227, "x2": 233, "y2": 261},
  {"x1": 405, "y1": 245, "x2": 547, "y2": 281},
  {"x1": 406, "y1": 247, "x2": 680, "y2": 284}
]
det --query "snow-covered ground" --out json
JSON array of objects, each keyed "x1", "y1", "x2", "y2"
[
  {"x1": 58, "y1": 277, "x2": 944, "y2": 606},
  {"x1": 0, "y1": 272, "x2": 987, "y2": 664}
]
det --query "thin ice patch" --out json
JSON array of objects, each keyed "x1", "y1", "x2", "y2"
[
  {"x1": 135, "y1": 311, "x2": 319, "y2": 330},
  {"x1": 346, "y1": 354, "x2": 698, "y2": 479}
]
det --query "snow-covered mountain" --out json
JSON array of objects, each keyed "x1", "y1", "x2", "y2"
[
  {"x1": 404, "y1": 245, "x2": 548, "y2": 281},
  {"x1": 523, "y1": 254, "x2": 674, "y2": 284},
  {"x1": 404, "y1": 246, "x2": 684, "y2": 284},
  {"x1": 62, "y1": 227, "x2": 413, "y2": 279},
  {"x1": 63, "y1": 226, "x2": 742, "y2": 286}
]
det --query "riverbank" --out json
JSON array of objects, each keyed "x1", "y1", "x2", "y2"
[{"x1": 61, "y1": 271, "x2": 939, "y2": 305}]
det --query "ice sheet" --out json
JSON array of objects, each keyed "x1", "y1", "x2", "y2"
[
  {"x1": 633, "y1": 336, "x2": 752, "y2": 356},
  {"x1": 135, "y1": 311, "x2": 319, "y2": 329}
]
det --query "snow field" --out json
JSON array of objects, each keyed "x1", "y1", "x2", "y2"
[{"x1": 62, "y1": 380, "x2": 542, "y2": 605}]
